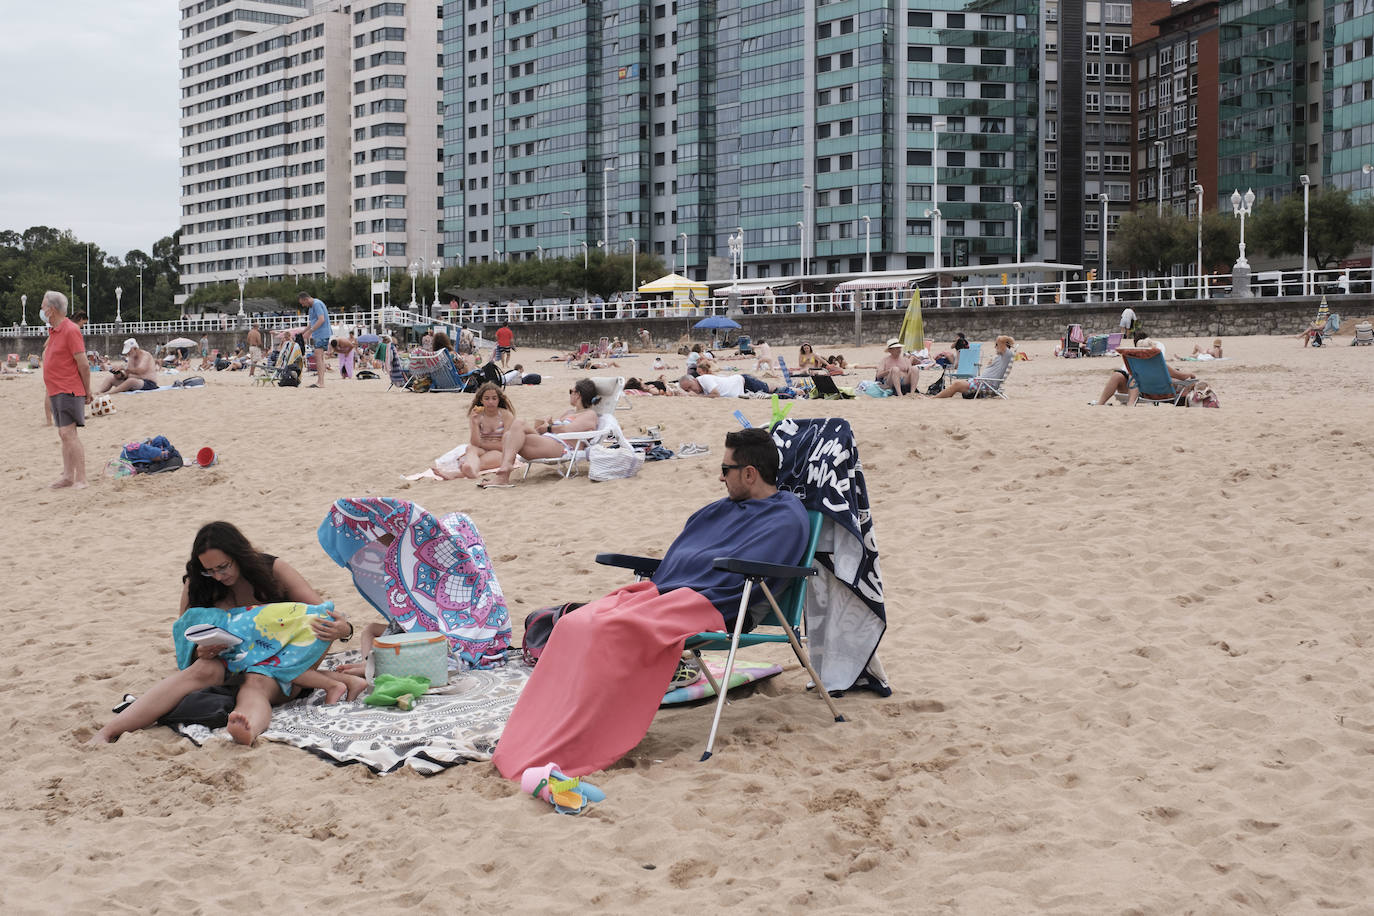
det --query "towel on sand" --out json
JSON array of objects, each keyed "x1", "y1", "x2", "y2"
[{"x1": 492, "y1": 581, "x2": 720, "y2": 778}]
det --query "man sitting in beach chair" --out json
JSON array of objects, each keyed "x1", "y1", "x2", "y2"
[{"x1": 1089, "y1": 338, "x2": 1197, "y2": 406}]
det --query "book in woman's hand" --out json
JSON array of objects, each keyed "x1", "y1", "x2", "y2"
[{"x1": 183, "y1": 624, "x2": 243, "y2": 647}]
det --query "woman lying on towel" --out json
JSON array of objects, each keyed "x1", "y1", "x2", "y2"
[
  {"x1": 480, "y1": 378, "x2": 599, "y2": 488},
  {"x1": 90, "y1": 522, "x2": 360, "y2": 746},
  {"x1": 431, "y1": 382, "x2": 517, "y2": 480}
]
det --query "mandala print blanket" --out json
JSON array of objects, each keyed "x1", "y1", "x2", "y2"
[{"x1": 318, "y1": 497, "x2": 512, "y2": 667}]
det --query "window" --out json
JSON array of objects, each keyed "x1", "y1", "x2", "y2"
[
  {"x1": 946, "y1": 13, "x2": 964, "y2": 28},
  {"x1": 979, "y1": 186, "x2": 1004, "y2": 203},
  {"x1": 980, "y1": 15, "x2": 1005, "y2": 30},
  {"x1": 979, "y1": 118, "x2": 1005, "y2": 134},
  {"x1": 980, "y1": 84, "x2": 1007, "y2": 100},
  {"x1": 980, "y1": 49, "x2": 1006, "y2": 65},
  {"x1": 909, "y1": 80, "x2": 932, "y2": 96},
  {"x1": 980, "y1": 222, "x2": 1005, "y2": 237},
  {"x1": 1045, "y1": 150, "x2": 1057, "y2": 171},
  {"x1": 947, "y1": 186, "x2": 965, "y2": 202},
  {"x1": 947, "y1": 82, "x2": 965, "y2": 98},
  {"x1": 947, "y1": 48, "x2": 964, "y2": 63},
  {"x1": 908, "y1": 47, "x2": 933, "y2": 62},
  {"x1": 908, "y1": 11, "x2": 932, "y2": 27},
  {"x1": 979, "y1": 152, "x2": 1005, "y2": 168}
]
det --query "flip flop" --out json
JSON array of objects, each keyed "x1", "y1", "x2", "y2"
[
  {"x1": 478, "y1": 482, "x2": 515, "y2": 489},
  {"x1": 308, "y1": 384, "x2": 322, "y2": 388}
]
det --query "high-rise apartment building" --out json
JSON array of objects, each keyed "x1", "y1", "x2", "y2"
[
  {"x1": 442, "y1": 0, "x2": 1051, "y2": 280},
  {"x1": 178, "y1": 0, "x2": 442, "y2": 297},
  {"x1": 1327, "y1": 0, "x2": 1374, "y2": 198},
  {"x1": 1132, "y1": 0, "x2": 1220, "y2": 217}
]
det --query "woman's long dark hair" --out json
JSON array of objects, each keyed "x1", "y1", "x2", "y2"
[
  {"x1": 183, "y1": 521, "x2": 279, "y2": 608},
  {"x1": 572, "y1": 378, "x2": 598, "y2": 409}
]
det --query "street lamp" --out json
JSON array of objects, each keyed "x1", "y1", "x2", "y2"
[
  {"x1": 1231, "y1": 187, "x2": 1255, "y2": 268},
  {"x1": 796, "y1": 220, "x2": 806, "y2": 276},
  {"x1": 1195, "y1": 183, "x2": 1206, "y2": 299},
  {"x1": 602, "y1": 163, "x2": 616, "y2": 252},
  {"x1": 237, "y1": 270, "x2": 247, "y2": 318},
  {"x1": 924, "y1": 208, "x2": 942, "y2": 308},
  {"x1": 1154, "y1": 140, "x2": 1165, "y2": 217},
  {"x1": 430, "y1": 258, "x2": 442, "y2": 315},
  {"x1": 562, "y1": 210, "x2": 572, "y2": 259},
  {"x1": 407, "y1": 259, "x2": 419, "y2": 309},
  {"x1": 115, "y1": 286, "x2": 123, "y2": 323},
  {"x1": 736, "y1": 227, "x2": 745, "y2": 279},
  {"x1": 20, "y1": 293, "x2": 27, "y2": 326},
  {"x1": 1099, "y1": 193, "x2": 1110, "y2": 301},
  {"x1": 1300, "y1": 174, "x2": 1311, "y2": 296},
  {"x1": 728, "y1": 231, "x2": 743, "y2": 281},
  {"x1": 626, "y1": 237, "x2": 637, "y2": 295},
  {"x1": 137, "y1": 268, "x2": 143, "y2": 323},
  {"x1": 580, "y1": 240, "x2": 588, "y2": 270},
  {"x1": 862, "y1": 215, "x2": 872, "y2": 273},
  {"x1": 537, "y1": 245, "x2": 544, "y2": 262},
  {"x1": 678, "y1": 232, "x2": 687, "y2": 277},
  {"x1": 802, "y1": 183, "x2": 811, "y2": 277},
  {"x1": 1011, "y1": 201, "x2": 1022, "y2": 306}
]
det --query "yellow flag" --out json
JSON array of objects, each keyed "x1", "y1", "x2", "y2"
[{"x1": 897, "y1": 287, "x2": 924, "y2": 352}]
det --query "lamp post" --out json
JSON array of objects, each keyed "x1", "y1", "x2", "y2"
[
  {"x1": 431, "y1": 258, "x2": 442, "y2": 315},
  {"x1": 802, "y1": 182, "x2": 811, "y2": 277},
  {"x1": 237, "y1": 270, "x2": 247, "y2": 318},
  {"x1": 69, "y1": 276, "x2": 74, "y2": 306},
  {"x1": 1299, "y1": 174, "x2": 1311, "y2": 296},
  {"x1": 862, "y1": 215, "x2": 871, "y2": 273},
  {"x1": 1195, "y1": 183, "x2": 1206, "y2": 298},
  {"x1": 580, "y1": 240, "x2": 588, "y2": 269},
  {"x1": 1231, "y1": 188, "x2": 1255, "y2": 268},
  {"x1": 737, "y1": 227, "x2": 745, "y2": 279},
  {"x1": 796, "y1": 220, "x2": 806, "y2": 276},
  {"x1": 115, "y1": 286, "x2": 123, "y2": 323},
  {"x1": 407, "y1": 259, "x2": 419, "y2": 310},
  {"x1": 924, "y1": 208, "x2": 942, "y2": 308},
  {"x1": 137, "y1": 268, "x2": 143, "y2": 323},
  {"x1": 728, "y1": 231, "x2": 742, "y2": 281},
  {"x1": 602, "y1": 163, "x2": 616, "y2": 252},
  {"x1": 562, "y1": 210, "x2": 572, "y2": 259},
  {"x1": 1012, "y1": 201, "x2": 1023, "y2": 265},
  {"x1": 20, "y1": 293, "x2": 27, "y2": 326},
  {"x1": 626, "y1": 237, "x2": 637, "y2": 295},
  {"x1": 1154, "y1": 140, "x2": 1165, "y2": 217},
  {"x1": 678, "y1": 232, "x2": 687, "y2": 277},
  {"x1": 537, "y1": 245, "x2": 544, "y2": 262},
  {"x1": 1099, "y1": 193, "x2": 1110, "y2": 301}
]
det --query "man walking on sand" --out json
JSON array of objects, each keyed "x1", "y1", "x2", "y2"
[
  {"x1": 299, "y1": 291, "x2": 332, "y2": 387},
  {"x1": 41, "y1": 291, "x2": 92, "y2": 489},
  {"x1": 246, "y1": 322, "x2": 264, "y2": 376}
]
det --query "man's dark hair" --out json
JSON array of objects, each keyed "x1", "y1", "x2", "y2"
[
  {"x1": 724, "y1": 427, "x2": 780, "y2": 485},
  {"x1": 71, "y1": 310, "x2": 88, "y2": 323},
  {"x1": 297, "y1": 291, "x2": 311, "y2": 301}
]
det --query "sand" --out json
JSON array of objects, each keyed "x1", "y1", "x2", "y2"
[{"x1": 3, "y1": 332, "x2": 1373, "y2": 913}]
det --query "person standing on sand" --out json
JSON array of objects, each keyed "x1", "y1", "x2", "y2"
[
  {"x1": 299, "y1": 291, "x2": 332, "y2": 388},
  {"x1": 495, "y1": 321, "x2": 515, "y2": 369},
  {"x1": 246, "y1": 323, "x2": 264, "y2": 376},
  {"x1": 41, "y1": 291, "x2": 91, "y2": 489}
]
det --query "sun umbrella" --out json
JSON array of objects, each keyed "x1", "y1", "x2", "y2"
[
  {"x1": 897, "y1": 287, "x2": 924, "y2": 353},
  {"x1": 166, "y1": 337, "x2": 197, "y2": 349},
  {"x1": 692, "y1": 315, "x2": 741, "y2": 331},
  {"x1": 358, "y1": 333, "x2": 380, "y2": 344}
]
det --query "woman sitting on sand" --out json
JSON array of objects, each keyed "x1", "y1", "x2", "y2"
[
  {"x1": 481, "y1": 379, "x2": 600, "y2": 488},
  {"x1": 432, "y1": 382, "x2": 516, "y2": 480},
  {"x1": 91, "y1": 522, "x2": 361, "y2": 746},
  {"x1": 797, "y1": 342, "x2": 824, "y2": 373}
]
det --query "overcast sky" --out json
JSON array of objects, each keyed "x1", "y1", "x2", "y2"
[{"x1": 0, "y1": 2, "x2": 179, "y2": 260}]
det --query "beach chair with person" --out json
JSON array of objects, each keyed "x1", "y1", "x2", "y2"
[
  {"x1": 1116, "y1": 346, "x2": 1199, "y2": 406},
  {"x1": 522, "y1": 376, "x2": 630, "y2": 480},
  {"x1": 1352, "y1": 321, "x2": 1374, "y2": 346},
  {"x1": 950, "y1": 342, "x2": 983, "y2": 384}
]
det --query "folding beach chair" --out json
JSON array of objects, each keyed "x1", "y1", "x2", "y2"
[
  {"x1": 522, "y1": 377, "x2": 629, "y2": 479},
  {"x1": 1085, "y1": 334, "x2": 1110, "y2": 357},
  {"x1": 735, "y1": 335, "x2": 754, "y2": 356},
  {"x1": 257, "y1": 339, "x2": 302, "y2": 387},
  {"x1": 1352, "y1": 321, "x2": 1373, "y2": 346},
  {"x1": 385, "y1": 343, "x2": 414, "y2": 391},
  {"x1": 406, "y1": 350, "x2": 469, "y2": 392},
  {"x1": 252, "y1": 346, "x2": 283, "y2": 387},
  {"x1": 1116, "y1": 347, "x2": 1198, "y2": 406},
  {"x1": 1062, "y1": 324, "x2": 1087, "y2": 358},
  {"x1": 965, "y1": 351, "x2": 1016, "y2": 399},
  {"x1": 1105, "y1": 332, "x2": 1123, "y2": 353},
  {"x1": 596, "y1": 510, "x2": 844, "y2": 760},
  {"x1": 950, "y1": 343, "x2": 982, "y2": 383}
]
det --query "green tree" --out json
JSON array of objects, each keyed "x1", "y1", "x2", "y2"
[
  {"x1": 1247, "y1": 187, "x2": 1374, "y2": 269},
  {"x1": 1109, "y1": 210, "x2": 1194, "y2": 276}
]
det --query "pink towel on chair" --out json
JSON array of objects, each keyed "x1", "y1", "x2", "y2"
[{"x1": 493, "y1": 581, "x2": 721, "y2": 778}]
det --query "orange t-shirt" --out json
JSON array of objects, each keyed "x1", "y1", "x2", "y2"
[{"x1": 43, "y1": 318, "x2": 87, "y2": 396}]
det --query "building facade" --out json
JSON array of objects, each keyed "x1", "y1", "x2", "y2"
[
  {"x1": 442, "y1": 0, "x2": 1054, "y2": 280},
  {"x1": 178, "y1": 0, "x2": 442, "y2": 297}
]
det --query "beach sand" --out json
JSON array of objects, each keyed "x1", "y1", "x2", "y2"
[{"x1": 3, "y1": 331, "x2": 1373, "y2": 913}]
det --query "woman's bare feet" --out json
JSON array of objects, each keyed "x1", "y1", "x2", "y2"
[
  {"x1": 430, "y1": 466, "x2": 466, "y2": 480},
  {"x1": 321, "y1": 680, "x2": 348, "y2": 704},
  {"x1": 339, "y1": 672, "x2": 368, "y2": 701},
  {"x1": 226, "y1": 711, "x2": 256, "y2": 745}
]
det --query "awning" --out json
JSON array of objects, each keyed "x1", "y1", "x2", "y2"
[
  {"x1": 834, "y1": 277, "x2": 920, "y2": 292},
  {"x1": 637, "y1": 272, "x2": 708, "y2": 294},
  {"x1": 716, "y1": 283, "x2": 787, "y2": 296}
]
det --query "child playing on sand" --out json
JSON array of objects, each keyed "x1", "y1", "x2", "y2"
[{"x1": 90, "y1": 522, "x2": 362, "y2": 746}]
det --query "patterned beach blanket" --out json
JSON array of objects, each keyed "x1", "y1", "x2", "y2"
[
  {"x1": 318, "y1": 497, "x2": 512, "y2": 667},
  {"x1": 177, "y1": 651, "x2": 531, "y2": 774}
]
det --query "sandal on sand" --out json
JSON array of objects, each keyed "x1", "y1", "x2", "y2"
[
  {"x1": 112, "y1": 694, "x2": 137, "y2": 714},
  {"x1": 478, "y1": 482, "x2": 515, "y2": 489}
]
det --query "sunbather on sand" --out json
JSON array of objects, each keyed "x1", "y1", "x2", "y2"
[
  {"x1": 432, "y1": 382, "x2": 516, "y2": 480},
  {"x1": 482, "y1": 379, "x2": 600, "y2": 487},
  {"x1": 1188, "y1": 338, "x2": 1223, "y2": 359},
  {"x1": 90, "y1": 522, "x2": 361, "y2": 746}
]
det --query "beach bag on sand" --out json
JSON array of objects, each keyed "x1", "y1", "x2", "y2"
[
  {"x1": 121, "y1": 436, "x2": 184, "y2": 474},
  {"x1": 278, "y1": 365, "x2": 301, "y2": 387},
  {"x1": 924, "y1": 371, "x2": 947, "y2": 397},
  {"x1": 588, "y1": 443, "x2": 644, "y2": 482},
  {"x1": 1186, "y1": 382, "x2": 1220, "y2": 409},
  {"x1": 521, "y1": 602, "x2": 584, "y2": 665}
]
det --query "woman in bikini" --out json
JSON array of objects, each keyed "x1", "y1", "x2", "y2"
[
  {"x1": 482, "y1": 378, "x2": 600, "y2": 487},
  {"x1": 797, "y1": 342, "x2": 824, "y2": 374},
  {"x1": 434, "y1": 382, "x2": 516, "y2": 480}
]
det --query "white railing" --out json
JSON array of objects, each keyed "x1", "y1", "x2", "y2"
[{"x1": 2, "y1": 266, "x2": 1361, "y2": 340}]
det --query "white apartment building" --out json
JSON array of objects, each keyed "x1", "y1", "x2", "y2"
[{"x1": 177, "y1": 0, "x2": 442, "y2": 297}]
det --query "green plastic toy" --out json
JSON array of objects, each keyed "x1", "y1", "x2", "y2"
[{"x1": 362, "y1": 674, "x2": 431, "y2": 710}]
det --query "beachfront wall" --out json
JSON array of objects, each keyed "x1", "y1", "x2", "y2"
[
  {"x1": 9, "y1": 294, "x2": 1363, "y2": 358},
  {"x1": 472, "y1": 295, "x2": 1365, "y2": 351}
]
